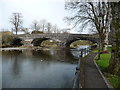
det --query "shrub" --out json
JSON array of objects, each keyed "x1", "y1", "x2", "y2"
[
  {"x1": 100, "y1": 50, "x2": 109, "y2": 54},
  {"x1": 31, "y1": 30, "x2": 43, "y2": 34},
  {"x1": 11, "y1": 38, "x2": 23, "y2": 47},
  {"x1": 1, "y1": 31, "x2": 14, "y2": 47}
]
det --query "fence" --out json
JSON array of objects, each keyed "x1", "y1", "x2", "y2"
[{"x1": 72, "y1": 46, "x2": 92, "y2": 89}]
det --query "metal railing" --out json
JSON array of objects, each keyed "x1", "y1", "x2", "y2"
[
  {"x1": 72, "y1": 47, "x2": 92, "y2": 89},
  {"x1": 73, "y1": 59, "x2": 81, "y2": 89}
]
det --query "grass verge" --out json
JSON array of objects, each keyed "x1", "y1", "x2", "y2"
[
  {"x1": 94, "y1": 47, "x2": 120, "y2": 89},
  {"x1": 106, "y1": 74, "x2": 120, "y2": 89},
  {"x1": 96, "y1": 53, "x2": 111, "y2": 71}
]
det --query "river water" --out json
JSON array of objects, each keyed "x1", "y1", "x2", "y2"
[{"x1": 2, "y1": 46, "x2": 89, "y2": 88}]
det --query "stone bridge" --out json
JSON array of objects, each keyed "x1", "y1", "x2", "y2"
[{"x1": 16, "y1": 33, "x2": 100, "y2": 47}]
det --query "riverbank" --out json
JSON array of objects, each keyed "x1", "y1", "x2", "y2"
[
  {"x1": 93, "y1": 47, "x2": 120, "y2": 89},
  {"x1": 0, "y1": 47, "x2": 27, "y2": 51},
  {"x1": 95, "y1": 53, "x2": 120, "y2": 89},
  {"x1": 0, "y1": 46, "x2": 72, "y2": 51}
]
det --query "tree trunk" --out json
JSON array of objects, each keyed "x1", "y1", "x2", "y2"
[
  {"x1": 15, "y1": 28, "x2": 18, "y2": 35},
  {"x1": 98, "y1": 38, "x2": 102, "y2": 60},
  {"x1": 108, "y1": 51, "x2": 117, "y2": 74},
  {"x1": 104, "y1": 31, "x2": 109, "y2": 51},
  {"x1": 108, "y1": 2, "x2": 120, "y2": 76},
  {"x1": 100, "y1": 37, "x2": 104, "y2": 51}
]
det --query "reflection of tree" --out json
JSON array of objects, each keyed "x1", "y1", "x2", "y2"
[
  {"x1": 55, "y1": 49, "x2": 78, "y2": 63},
  {"x1": 2, "y1": 50, "x2": 22, "y2": 76},
  {"x1": 11, "y1": 51, "x2": 22, "y2": 76},
  {"x1": 31, "y1": 50, "x2": 55, "y2": 70},
  {"x1": 2, "y1": 50, "x2": 22, "y2": 58},
  {"x1": 2, "y1": 49, "x2": 78, "y2": 76},
  {"x1": 12, "y1": 55, "x2": 20, "y2": 76},
  {"x1": 31, "y1": 49, "x2": 78, "y2": 63},
  {"x1": 3, "y1": 49, "x2": 78, "y2": 64},
  {"x1": 31, "y1": 50, "x2": 53, "y2": 60}
]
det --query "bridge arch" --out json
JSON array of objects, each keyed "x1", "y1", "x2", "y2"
[
  {"x1": 65, "y1": 38, "x2": 98, "y2": 47},
  {"x1": 32, "y1": 38, "x2": 49, "y2": 46},
  {"x1": 31, "y1": 38, "x2": 59, "y2": 47}
]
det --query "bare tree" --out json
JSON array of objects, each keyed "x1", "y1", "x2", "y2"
[
  {"x1": 109, "y1": 2, "x2": 120, "y2": 76},
  {"x1": 40, "y1": 19, "x2": 47, "y2": 33},
  {"x1": 46, "y1": 22, "x2": 52, "y2": 33},
  {"x1": 21, "y1": 28, "x2": 29, "y2": 34},
  {"x1": 65, "y1": 1, "x2": 111, "y2": 59},
  {"x1": 31, "y1": 20, "x2": 40, "y2": 31},
  {"x1": 52, "y1": 24, "x2": 59, "y2": 33},
  {"x1": 10, "y1": 12, "x2": 23, "y2": 35},
  {"x1": 61, "y1": 28, "x2": 70, "y2": 33},
  {"x1": 65, "y1": 1, "x2": 110, "y2": 48}
]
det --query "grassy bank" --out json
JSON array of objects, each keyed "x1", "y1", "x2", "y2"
[
  {"x1": 96, "y1": 53, "x2": 111, "y2": 71},
  {"x1": 93, "y1": 47, "x2": 120, "y2": 89}
]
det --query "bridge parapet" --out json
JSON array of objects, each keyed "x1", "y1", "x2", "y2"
[{"x1": 15, "y1": 33, "x2": 101, "y2": 47}]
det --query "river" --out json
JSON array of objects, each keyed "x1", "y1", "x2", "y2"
[{"x1": 2, "y1": 45, "x2": 89, "y2": 88}]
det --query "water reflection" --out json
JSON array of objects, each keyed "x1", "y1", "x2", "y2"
[
  {"x1": 2, "y1": 48, "x2": 79, "y2": 88},
  {"x1": 31, "y1": 49, "x2": 78, "y2": 63}
]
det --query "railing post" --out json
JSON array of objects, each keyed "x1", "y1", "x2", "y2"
[
  {"x1": 87, "y1": 47, "x2": 88, "y2": 54},
  {"x1": 85, "y1": 48, "x2": 87, "y2": 55},
  {"x1": 89, "y1": 46, "x2": 91, "y2": 53},
  {"x1": 83, "y1": 49, "x2": 85, "y2": 56},
  {"x1": 80, "y1": 49, "x2": 83, "y2": 58},
  {"x1": 89, "y1": 47, "x2": 90, "y2": 53},
  {"x1": 87, "y1": 47, "x2": 89, "y2": 54}
]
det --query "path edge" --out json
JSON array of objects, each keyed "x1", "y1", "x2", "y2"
[{"x1": 93, "y1": 54, "x2": 114, "y2": 89}]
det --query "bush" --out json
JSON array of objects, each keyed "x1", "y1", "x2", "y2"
[
  {"x1": 11, "y1": 38, "x2": 23, "y2": 47},
  {"x1": 31, "y1": 30, "x2": 43, "y2": 34},
  {"x1": 100, "y1": 50, "x2": 109, "y2": 54},
  {"x1": 1, "y1": 31, "x2": 14, "y2": 47},
  {"x1": 1, "y1": 31, "x2": 23, "y2": 47}
]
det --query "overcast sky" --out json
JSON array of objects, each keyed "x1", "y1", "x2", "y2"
[
  {"x1": 0, "y1": 0, "x2": 73, "y2": 30},
  {"x1": 0, "y1": 0, "x2": 91, "y2": 34}
]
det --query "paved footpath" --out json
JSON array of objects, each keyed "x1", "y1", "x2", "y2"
[{"x1": 83, "y1": 52, "x2": 108, "y2": 88}]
